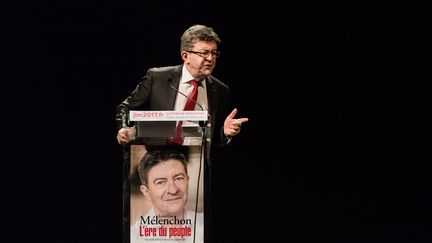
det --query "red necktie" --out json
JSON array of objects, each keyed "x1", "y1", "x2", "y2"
[
  {"x1": 170, "y1": 80, "x2": 199, "y2": 144},
  {"x1": 183, "y1": 79, "x2": 198, "y2": 111}
]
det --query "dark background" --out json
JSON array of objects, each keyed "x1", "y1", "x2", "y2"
[{"x1": 3, "y1": 1, "x2": 432, "y2": 242}]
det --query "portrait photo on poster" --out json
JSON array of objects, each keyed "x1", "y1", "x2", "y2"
[{"x1": 129, "y1": 145, "x2": 204, "y2": 243}]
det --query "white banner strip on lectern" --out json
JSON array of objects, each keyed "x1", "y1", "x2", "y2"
[{"x1": 129, "y1": 110, "x2": 208, "y2": 121}]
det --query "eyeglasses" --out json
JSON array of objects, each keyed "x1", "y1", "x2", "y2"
[{"x1": 187, "y1": 50, "x2": 220, "y2": 58}]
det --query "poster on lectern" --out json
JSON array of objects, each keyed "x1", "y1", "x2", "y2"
[{"x1": 126, "y1": 110, "x2": 207, "y2": 243}]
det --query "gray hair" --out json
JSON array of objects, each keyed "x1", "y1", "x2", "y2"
[{"x1": 180, "y1": 24, "x2": 221, "y2": 53}]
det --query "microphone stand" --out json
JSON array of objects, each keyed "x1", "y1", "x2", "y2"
[{"x1": 197, "y1": 111, "x2": 212, "y2": 243}]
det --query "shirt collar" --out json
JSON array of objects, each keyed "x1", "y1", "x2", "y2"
[{"x1": 181, "y1": 65, "x2": 195, "y2": 84}]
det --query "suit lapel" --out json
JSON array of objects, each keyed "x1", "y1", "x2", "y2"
[
  {"x1": 206, "y1": 77, "x2": 218, "y2": 127},
  {"x1": 166, "y1": 66, "x2": 182, "y2": 110}
]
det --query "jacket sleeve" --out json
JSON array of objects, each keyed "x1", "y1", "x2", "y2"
[
  {"x1": 116, "y1": 69, "x2": 154, "y2": 129},
  {"x1": 211, "y1": 81, "x2": 231, "y2": 147}
]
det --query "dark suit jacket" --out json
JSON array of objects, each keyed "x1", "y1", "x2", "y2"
[{"x1": 116, "y1": 65, "x2": 229, "y2": 146}]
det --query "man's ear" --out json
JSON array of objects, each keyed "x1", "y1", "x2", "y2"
[
  {"x1": 140, "y1": 185, "x2": 150, "y2": 198},
  {"x1": 181, "y1": 51, "x2": 189, "y2": 63}
]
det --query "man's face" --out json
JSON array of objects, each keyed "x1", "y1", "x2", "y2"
[
  {"x1": 182, "y1": 40, "x2": 217, "y2": 81},
  {"x1": 141, "y1": 159, "x2": 189, "y2": 216}
]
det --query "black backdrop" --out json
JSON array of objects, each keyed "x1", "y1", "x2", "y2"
[{"x1": 3, "y1": 1, "x2": 432, "y2": 242}]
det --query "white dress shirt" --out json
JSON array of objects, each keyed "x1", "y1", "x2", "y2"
[{"x1": 174, "y1": 65, "x2": 208, "y2": 112}]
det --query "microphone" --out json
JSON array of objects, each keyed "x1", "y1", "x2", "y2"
[
  {"x1": 169, "y1": 84, "x2": 209, "y2": 128},
  {"x1": 121, "y1": 113, "x2": 128, "y2": 128},
  {"x1": 169, "y1": 84, "x2": 205, "y2": 111}
]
